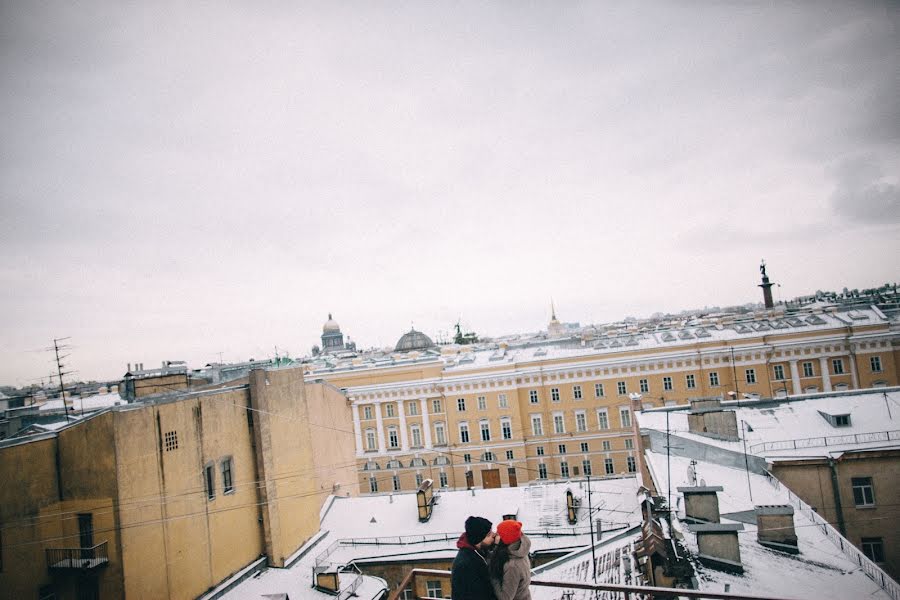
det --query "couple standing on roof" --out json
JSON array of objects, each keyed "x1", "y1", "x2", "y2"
[{"x1": 451, "y1": 516, "x2": 532, "y2": 600}]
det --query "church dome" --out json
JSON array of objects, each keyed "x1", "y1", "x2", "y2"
[
  {"x1": 323, "y1": 313, "x2": 341, "y2": 333},
  {"x1": 395, "y1": 328, "x2": 435, "y2": 352}
]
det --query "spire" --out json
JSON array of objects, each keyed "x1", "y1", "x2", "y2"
[
  {"x1": 551, "y1": 299, "x2": 557, "y2": 320},
  {"x1": 328, "y1": 312, "x2": 332, "y2": 320}
]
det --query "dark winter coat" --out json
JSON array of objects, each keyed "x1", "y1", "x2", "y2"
[{"x1": 451, "y1": 533, "x2": 497, "y2": 600}]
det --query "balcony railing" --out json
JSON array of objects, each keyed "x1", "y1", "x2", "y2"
[
  {"x1": 46, "y1": 540, "x2": 109, "y2": 570},
  {"x1": 389, "y1": 568, "x2": 801, "y2": 600}
]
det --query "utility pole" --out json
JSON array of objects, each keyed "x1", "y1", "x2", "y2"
[
  {"x1": 53, "y1": 337, "x2": 73, "y2": 420},
  {"x1": 586, "y1": 474, "x2": 597, "y2": 583},
  {"x1": 741, "y1": 420, "x2": 753, "y2": 502}
]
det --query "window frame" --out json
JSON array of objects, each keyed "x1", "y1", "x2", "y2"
[
  {"x1": 802, "y1": 362, "x2": 814, "y2": 378},
  {"x1": 573, "y1": 385, "x2": 583, "y2": 400},
  {"x1": 221, "y1": 457, "x2": 234, "y2": 494},
  {"x1": 595, "y1": 383, "x2": 605, "y2": 398},
  {"x1": 745, "y1": 368, "x2": 757, "y2": 384},
  {"x1": 617, "y1": 381, "x2": 627, "y2": 395},
  {"x1": 686, "y1": 373, "x2": 696, "y2": 389},
  {"x1": 852, "y1": 477, "x2": 875, "y2": 507},
  {"x1": 531, "y1": 415, "x2": 543, "y2": 436},
  {"x1": 479, "y1": 419, "x2": 491, "y2": 442},
  {"x1": 597, "y1": 409, "x2": 609, "y2": 430},
  {"x1": 663, "y1": 376, "x2": 673, "y2": 391},
  {"x1": 458, "y1": 422, "x2": 470, "y2": 444},
  {"x1": 709, "y1": 371, "x2": 719, "y2": 387}
]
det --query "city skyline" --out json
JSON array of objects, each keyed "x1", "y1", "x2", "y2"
[{"x1": 2, "y1": 2, "x2": 898, "y2": 384}]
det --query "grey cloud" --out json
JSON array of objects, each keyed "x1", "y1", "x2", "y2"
[{"x1": 830, "y1": 156, "x2": 900, "y2": 224}]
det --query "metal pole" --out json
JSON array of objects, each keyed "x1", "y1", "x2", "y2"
[
  {"x1": 666, "y1": 410, "x2": 672, "y2": 516},
  {"x1": 742, "y1": 420, "x2": 753, "y2": 502},
  {"x1": 586, "y1": 475, "x2": 597, "y2": 583}
]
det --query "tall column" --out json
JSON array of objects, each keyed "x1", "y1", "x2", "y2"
[
  {"x1": 848, "y1": 347, "x2": 859, "y2": 389},
  {"x1": 375, "y1": 402, "x2": 386, "y2": 453},
  {"x1": 819, "y1": 357, "x2": 833, "y2": 392},
  {"x1": 398, "y1": 399, "x2": 410, "y2": 451},
  {"x1": 789, "y1": 360, "x2": 802, "y2": 394},
  {"x1": 352, "y1": 404, "x2": 363, "y2": 455},
  {"x1": 420, "y1": 398, "x2": 433, "y2": 448}
]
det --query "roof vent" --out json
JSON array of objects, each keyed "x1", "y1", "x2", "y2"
[{"x1": 755, "y1": 505, "x2": 798, "y2": 554}]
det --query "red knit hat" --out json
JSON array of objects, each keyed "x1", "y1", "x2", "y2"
[{"x1": 497, "y1": 520, "x2": 523, "y2": 544}]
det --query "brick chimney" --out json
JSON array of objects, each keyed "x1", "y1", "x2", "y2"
[{"x1": 756, "y1": 505, "x2": 798, "y2": 553}]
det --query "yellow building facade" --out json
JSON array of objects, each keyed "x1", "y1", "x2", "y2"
[
  {"x1": 0, "y1": 367, "x2": 358, "y2": 600},
  {"x1": 308, "y1": 307, "x2": 899, "y2": 494}
]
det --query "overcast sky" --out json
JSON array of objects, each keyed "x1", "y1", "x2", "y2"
[{"x1": 1, "y1": 2, "x2": 898, "y2": 385}]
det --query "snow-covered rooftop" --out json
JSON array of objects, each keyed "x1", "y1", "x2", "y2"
[
  {"x1": 304, "y1": 307, "x2": 889, "y2": 378},
  {"x1": 36, "y1": 393, "x2": 125, "y2": 413},
  {"x1": 637, "y1": 388, "x2": 900, "y2": 460},
  {"x1": 643, "y1": 452, "x2": 892, "y2": 600},
  {"x1": 218, "y1": 478, "x2": 642, "y2": 600}
]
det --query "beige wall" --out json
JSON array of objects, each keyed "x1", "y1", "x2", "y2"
[
  {"x1": 0, "y1": 365, "x2": 359, "y2": 600},
  {"x1": 771, "y1": 449, "x2": 900, "y2": 581}
]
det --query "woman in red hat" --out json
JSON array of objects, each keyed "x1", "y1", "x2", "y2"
[{"x1": 489, "y1": 519, "x2": 532, "y2": 600}]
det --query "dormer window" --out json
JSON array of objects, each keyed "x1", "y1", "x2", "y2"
[{"x1": 818, "y1": 410, "x2": 851, "y2": 427}]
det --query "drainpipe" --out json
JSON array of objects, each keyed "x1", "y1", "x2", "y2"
[{"x1": 827, "y1": 458, "x2": 846, "y2": 536}]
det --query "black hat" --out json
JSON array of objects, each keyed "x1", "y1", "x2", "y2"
[{"x1": 465, "y1": 516, "x2": 492, "y2": 546}]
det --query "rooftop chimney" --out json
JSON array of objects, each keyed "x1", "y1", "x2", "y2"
[
  {"x1": 688, "y1": 523, "x2": 744, "y2": 573},
  {"x1": 756, "y1": 505, "x2": 798, "y2": 554},
  {"x1": 678, "y1": 485, "x2": 723, "y2": 523},
  {"x1": 687, "y1": 401, "x2": 738, "y2": 441}
]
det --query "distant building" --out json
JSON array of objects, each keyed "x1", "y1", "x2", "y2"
[
  {"x1": 0, "y1": 366, "x2": 359, "y2": 600},
  {"x1": 305, "y1": 300, "x2": 898, "y2": 497},
  {"x1": 317, "y1": 313, "x2": 357, "y2": 355}
]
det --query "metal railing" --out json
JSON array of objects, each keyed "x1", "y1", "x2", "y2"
[
  {"x1": 770, "y1": 475, "x2": 899, "y2": 600},
  {"x1": 333, "y1": 525, "x2": 632, "y2": 548},
  {"x1": 749, "y1": 429, "x2": 900, "y2": 453},
  {"x1": 46, "y1": 540, "x2": 109, "y2": 570},
  {"x1": 388, "y1": 568, "x2": 801, "y2": 600}
]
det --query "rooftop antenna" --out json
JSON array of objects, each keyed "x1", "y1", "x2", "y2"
[{"x1": 52, "y1": 337, "x2": 74, "y2": 420}]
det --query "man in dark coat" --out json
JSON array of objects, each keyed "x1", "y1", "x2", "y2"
[{"x1": 451, "y1": 516, "x2": 497, "y2": 600}]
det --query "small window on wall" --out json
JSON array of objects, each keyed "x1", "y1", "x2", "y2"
[
  {"x1": 407, "y1": 401, "x2": 419, "y2": 416},
  {"x1": 205, "y1": 464, "x2": 215, "y2": 501},
  {"x1": 538, "y1": 464, "x2": 548, "y2": 479},
  {"x1": 363, "y1": 406, "x2": 373, "y2": 420},
  {"x1": 573, "y1": 385, "x2": 583, "y2": 400},
  {"x1": 164, "y1": 431, "x2": 178, "y2": 452},
  {"x1": 870, "y1": 356, "x2": 882, "y2": 373},
  {"x1": 432, "y1": 399, "x2": 442, "y2": 413},
  {"x1": 832, "y1": 359, "x2": 844, "y2": 375},
  {"x1": 498, "y1": 394, "x2": 508, "y2": 408},
  {"x1": 862, "y1": 538, "x2": 885, "y2": 563},
  {"x1": 385, "y1": 403, "x2": 395, "y2": 418},
  {"x1": 221, "y1": 458, "x2": 234, "y2": 494}
]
